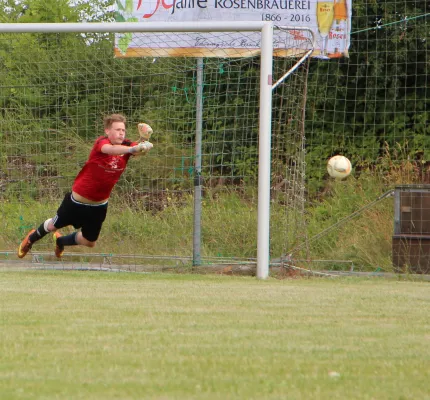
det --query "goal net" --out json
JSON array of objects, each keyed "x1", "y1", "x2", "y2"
[
  {"x1": 284, "y1": 0, "x2": 430, "y2": 275},
  {"x1": 0, "y1": 23, "x2": 313, "y2": 273}
]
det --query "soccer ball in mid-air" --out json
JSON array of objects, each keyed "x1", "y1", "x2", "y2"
[{"x1": 327, "y1": 155, "x2": 352, "y2": 179}]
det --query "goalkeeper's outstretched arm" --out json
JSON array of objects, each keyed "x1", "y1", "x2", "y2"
[{"x1": 101, "y1": 141, "x2": 153, "y2": 155}]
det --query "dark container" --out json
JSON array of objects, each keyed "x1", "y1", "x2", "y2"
[
  {"x1": 392, "y1": 235, "x2": 430, "y2": 274},
  {"x1": 392, "y1": 185, "x2": 430, "y2": 274}
]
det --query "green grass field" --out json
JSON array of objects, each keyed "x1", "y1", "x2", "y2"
[{"x1": 1, "y1": 271, "x2": 429, "y2": 400}]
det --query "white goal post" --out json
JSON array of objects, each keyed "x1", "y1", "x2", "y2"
[{"x1": 0, "y1": 22, "x2": 314, "y2": 279}]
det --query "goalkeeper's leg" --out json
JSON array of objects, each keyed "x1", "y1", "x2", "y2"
[
  {"x1": 53, "y1": 231, "x2": 82, "y2": 258},
  {"x1": 52, "y1": 231, "x2": 98, "y2": 259},
  {"x1": 18, "y1": 218, "x2": 56, "y2": 258}
]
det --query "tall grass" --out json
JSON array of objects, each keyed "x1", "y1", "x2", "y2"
[
  {"x1": 303, "y1": 174, "x2": 395, "y2": 271},
  {"x1": 2, "y1": 173, "x2": 398, "y2": 271}
]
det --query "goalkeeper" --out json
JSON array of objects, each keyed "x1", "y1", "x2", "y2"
[{"x1": 18, "y1": 113, "x2": 153, "y2": 259}]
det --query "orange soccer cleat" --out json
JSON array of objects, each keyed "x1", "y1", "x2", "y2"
[
  {"x1": 53, "y1": 231, "x2": 64, "y2": 258},
  {"x1": 18, "y1": 229, "x2": 36, "y2": 258}
]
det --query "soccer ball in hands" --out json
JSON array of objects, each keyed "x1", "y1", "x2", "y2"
[{"x1": 327, "y1": 155, "x2": 352, "y2": 179}]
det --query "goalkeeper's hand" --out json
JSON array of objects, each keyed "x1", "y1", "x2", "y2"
[
  {"x1": 138, "y1": 123, "x2": 153, "y2": 141},
  {"x1": 128, "y1": 141, "x2": 153, "y2": 154}
]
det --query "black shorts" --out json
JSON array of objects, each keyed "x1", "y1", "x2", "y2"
[{"x1": 53, "y1": 192, "x2": 108, "y2": 242}]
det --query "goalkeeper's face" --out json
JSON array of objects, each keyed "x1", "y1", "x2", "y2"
[{"x1": 105, "y1": 122, "x2": 126, "y2": 145}]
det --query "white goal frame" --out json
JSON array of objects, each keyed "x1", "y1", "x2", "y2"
[{"x1": 1, "y1": 21, "x2": 311, "y2": 279}]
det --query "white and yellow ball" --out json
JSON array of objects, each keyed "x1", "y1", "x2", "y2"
[{"x1": 327, "y1": 155, "x2": 352, "y2": 179}]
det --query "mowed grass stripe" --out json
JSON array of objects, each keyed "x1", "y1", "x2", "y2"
[{"x1": 0, "y1": 271, "x2": 429, "y2": 400}]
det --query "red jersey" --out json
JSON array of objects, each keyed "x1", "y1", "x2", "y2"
[{"x1": 72, "y1": 136, "x2": 136, "y2": 201}]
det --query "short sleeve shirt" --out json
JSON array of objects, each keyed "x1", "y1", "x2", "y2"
[{"x1": 72, "y1": 136, "x2": 136, "y2": 201}]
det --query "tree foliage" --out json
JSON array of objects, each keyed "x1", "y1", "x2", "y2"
[{"x1": 0, "y1": 0, "x2": 428, "y2": 195}]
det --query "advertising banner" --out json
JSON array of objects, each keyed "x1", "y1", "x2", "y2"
[{"x1": 114, "y1": 0, "x2": 351, "y2": 58}]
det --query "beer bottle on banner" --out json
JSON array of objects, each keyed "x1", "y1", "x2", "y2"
[
  {"x1": 316, "y1": 0, "x2": 335, "y2": 58},
  {"x1": 328, "y1": 0, "x2": 348, "y2": 58}
]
